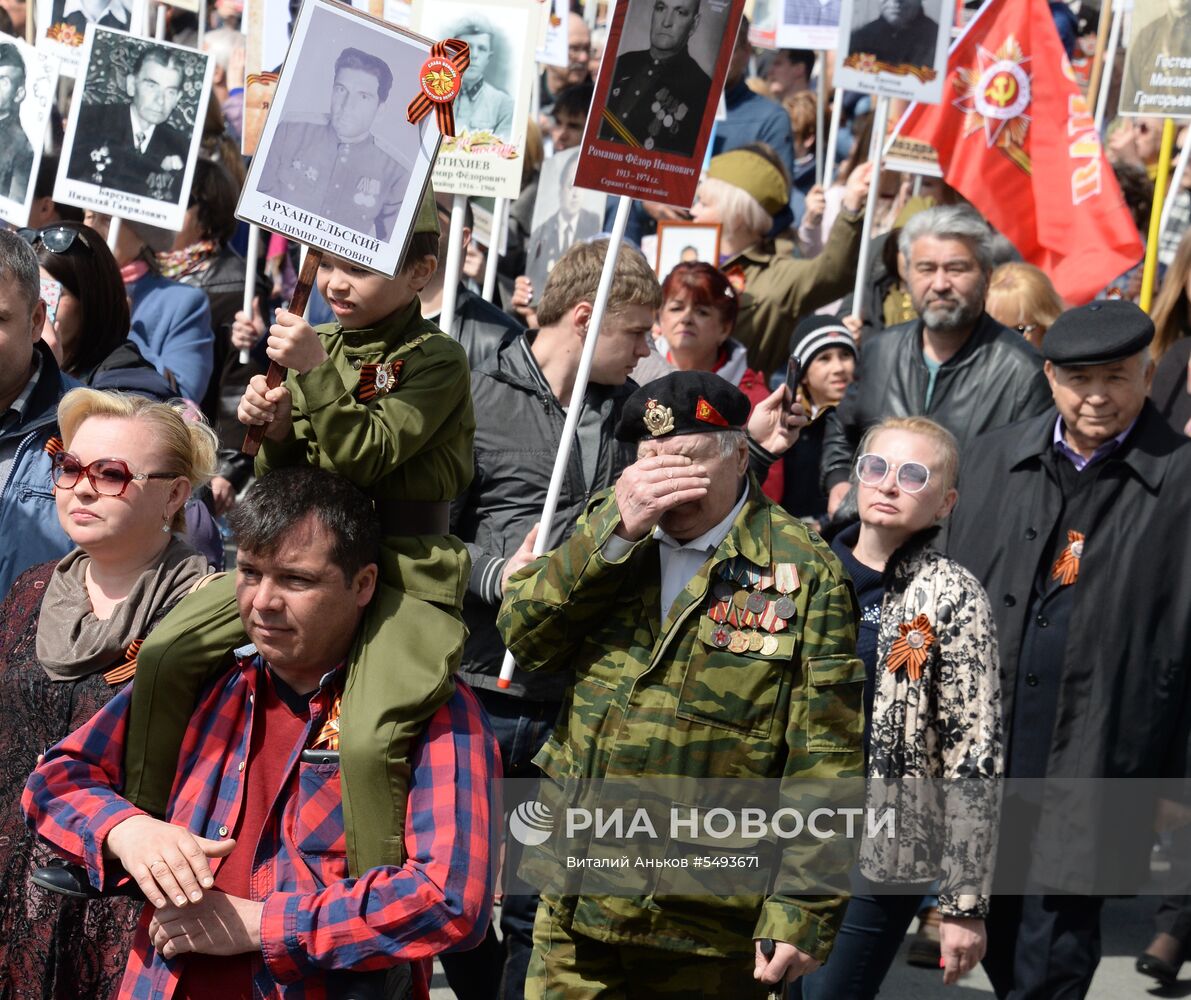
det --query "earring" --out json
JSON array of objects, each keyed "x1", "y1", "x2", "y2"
[{"x1": 162, "y1": 515, "x2": 171, "y2": 534}]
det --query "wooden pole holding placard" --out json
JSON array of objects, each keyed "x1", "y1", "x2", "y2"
[
  {"x1": 823, "y1": 86, "x2": 844, "y2": 190},
  {"x1": 481, "y1": 196, "x2": 506, "y2": 302},
  {"x1": 439, "y1": 193, "x2": 467, "y2": 337},
  {"x1": 849, "y1": 95, "x2": 889, "y2": 324},
  {"x1": 1087, "y1": 0, "x2": 1114, "y2": 120},
  {"x1": 242, "y1": 249, "x2": 323, "y2": 456},
  {"x1": 496, "y1": 194, "x2": 632, "y2": 689},
  {"x1": 1140, "y1": 118, "x2": 1177, "y2": 314},
  {"x1": 814, "y1": 53, "x2": 826, "y2": 188},
  {"x1": 239, "y1": 224, "x2": 262, "y2": 364},
  {"x1": 1093, "y1": 4, "x2": 1123, "y2": 133}
]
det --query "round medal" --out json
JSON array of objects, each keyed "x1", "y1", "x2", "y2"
[
  {"x1": 746, "y1": 592, "x2": 768, "y2": 614},
  {"x1": 728, "y1": 630, "x2": 749, "y2": 654},
  {"x1": 732, "y1": 589, "x2": 750, "y2": 610},
  {"x1": 760, "y1": 634, "x2": 780, "y2": 656},
  {"x1": 774, "y1": 596, "x2": 796, "y2": 620},
  {"x1": 711, "y1": 626, "x2": 731, "y2": 649},
  {"x1": 712, "y1": 581, "x2": 734, "y2": 602},
  {"x1": 906, "y1": 629, "x2": 926, "y2": 650},
  {"x1": 747, "y1": 631, "x2": 765, "y2": 653}
]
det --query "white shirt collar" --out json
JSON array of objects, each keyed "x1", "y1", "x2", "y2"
[
  {"x1": 129, "y1": 107, "x2": 156, "y2": 144},
  {"x1": 61, "y1": 0, "x2": 130, "y2": 24}
]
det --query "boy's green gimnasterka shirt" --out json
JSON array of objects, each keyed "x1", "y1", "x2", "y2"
[{"x1": 257, "y1": 297, "x2": 475, "y2": 608}]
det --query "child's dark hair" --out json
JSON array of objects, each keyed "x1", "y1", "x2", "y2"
[{"x1": 400, "y1": 232, "x2": 439, "y2": 274}]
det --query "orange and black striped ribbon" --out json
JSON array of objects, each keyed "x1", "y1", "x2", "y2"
[
  {"x1": 44, "y1": 435, "x2": 64, "y2": 457},
  {"x1": 407, "y1": 39, "x2": 470, "y2": 137},
  {"x1": 104, "y1": 638, "x2": 143, "y2": 686},
  {"x1": 310, "y1": 695, "x2": 341, "y2": 752},
  {"x1": 356, "y1": 360, "x2": 403, "y2": 402},
  {"x1": 1051, "y1": 530, "x2": 1085, "y2": 587}
]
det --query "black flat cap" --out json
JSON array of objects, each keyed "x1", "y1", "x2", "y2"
[
  {"x1": 1042, "y1": 300, "x2": 1154, "y2": 367},
  {"x1": 615, "y1": 371, "x2": 751, "y2": 443}
]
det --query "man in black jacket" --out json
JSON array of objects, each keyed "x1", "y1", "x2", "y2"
[
  {"x1": 947, "y1": 300, "x2": 1191, "y2": 998},
  {"x1": 820, "y1": 205, "x2": 1051, "y2": 515}
]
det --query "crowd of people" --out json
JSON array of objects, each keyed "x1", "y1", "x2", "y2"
[{"x1": 0, "y1": 0, "x2": 1190, "y2": 998}]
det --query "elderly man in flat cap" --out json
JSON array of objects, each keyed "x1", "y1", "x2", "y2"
[
  {"x1": 498, "y1": 370, "x2": 865, "y2": 997},
  {"x1": 947, "y1": 300, "x2": 1191, "y2": 999}
]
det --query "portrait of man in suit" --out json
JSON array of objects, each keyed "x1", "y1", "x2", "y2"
[
  {"x1": 599, "y1": 0, "x2": 713, "y2": 157},
  {"x1": 847, "y1": 0, "x2": 939, "y2": 69},
  {"x1": 1121, "y1": 0, "x2": 1191, "y2": 115},
  {"x1": 257, "y1": 45, "x2": 409, "y2": 241},
  {"x1": 49, "y1": 0, "x2": 135, "y2": 35},
  {"x1": 449, "y1": 15, "x2": 515, "y2": 139},
  {"x1": 66, "y1": 44, "x2": 191, "y2": 201},
  {"x1": 0, "y1": 43, "x2": 33, "y2": 205},
  {"x1": 527, "y1": 151, "x2": 603, "y2": 290}
]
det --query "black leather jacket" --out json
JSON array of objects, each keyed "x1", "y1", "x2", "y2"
[{"x1": 820, "y1": 312, "x2": 1052, "y2": 491}]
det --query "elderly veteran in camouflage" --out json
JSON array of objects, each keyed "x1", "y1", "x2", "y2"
[{"x1": 498, "y1": 370, "x2": 865, "y2": 996}]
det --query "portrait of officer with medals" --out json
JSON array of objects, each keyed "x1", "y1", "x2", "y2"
[
  {"x1": 598, "y1": 0, "x2": 715, "y2": 156},
  {"x1": 446, "y1": 13, "x2": 516, "y2": 140},
  {"x1": 257, "y1": 44, "x2": 410, "y2": 241}
]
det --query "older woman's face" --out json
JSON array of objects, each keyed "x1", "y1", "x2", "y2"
[
  {"x1": 691, "y1": 183, "x2": 721, "y2": 225},
  {"x1": 55, "y1": 416, "x2": 187, "y2": 558},
  {"x1": 659, "y1": 291, "x2": 731, "y2": 368},
  {"x1": 856, "y1": 428, "x2": 956, "y2": 538}
]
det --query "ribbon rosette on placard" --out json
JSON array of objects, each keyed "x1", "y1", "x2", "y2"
[
  {"x1": 407, "y1": 39, "x2": 471, "y2": 138},
  {"x1": 887, "y1": 613, "x2": 935, "y2": 681}
]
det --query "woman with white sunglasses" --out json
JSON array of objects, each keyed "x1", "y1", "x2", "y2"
[{"x1": 794, "y1": 416, "x2": 1003, "y2": 998}]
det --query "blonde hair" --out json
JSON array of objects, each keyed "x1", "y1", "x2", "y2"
[
  {"x1": 57, "y1": 389, "x2": 219, "y2": 530},
  {"x1": 522, "y1": 117, "x2": 544, "y2": 187},
  {"x1": 985, "y1": 262, "x2": 1064, "y2": 335},
  {"x1": 857, "y1": 416, "x2": 959, "y2": 492},
  {"x1": 1151, "y1": 226, "x2": 1191, "y2": 360},
  {"x1": 536, "y1": 238, "x2": 662, "y2": 328},
  {"x1": 696, "y1": 176, "x2": 771, "y2": 242}
]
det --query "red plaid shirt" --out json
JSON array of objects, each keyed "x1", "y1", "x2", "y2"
[{"x1": 22, "y1": 649, "x2": 499, "y2": 1000}]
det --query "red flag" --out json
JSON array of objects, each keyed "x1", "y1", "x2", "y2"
[{"x1": 895, "y1": 0, "x2": 1143, "y2": 305}]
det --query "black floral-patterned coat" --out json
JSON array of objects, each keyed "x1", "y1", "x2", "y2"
[{"x1": 858, "y1": 538, "x2": 1003, "y2": 918}]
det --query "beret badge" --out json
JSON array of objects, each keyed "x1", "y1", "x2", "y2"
[{"x1": 643, "y1": 399, "x2": 675, "y2": 437}]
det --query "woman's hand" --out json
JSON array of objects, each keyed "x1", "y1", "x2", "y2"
[
  {"x1": 230, "y1": 297, "x2": 266, "y2": 353},
  {"x1": 940, "y1": 915, "x2": 986, "y2": 985}
]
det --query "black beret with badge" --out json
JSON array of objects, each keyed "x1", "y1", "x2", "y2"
[
  {"x1": 1041, "y1": 300, "x2": 1154, "y2": 367},
  {"x1": 615, "y1": 370, "x2": 751, "y2": 443}
]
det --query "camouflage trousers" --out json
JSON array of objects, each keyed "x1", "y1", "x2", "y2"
[{"x1": 525, "y1": 895, "x2": 761, "y2": 999}]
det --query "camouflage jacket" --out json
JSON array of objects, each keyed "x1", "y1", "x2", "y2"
[{"x1": 498, "y1": 485, "x2": 865, "y2": 961}]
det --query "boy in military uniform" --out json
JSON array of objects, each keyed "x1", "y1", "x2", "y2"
[
  {"x1": 258, "y1": 46, "x2": 408, "y2": 241},
  {"x1": 117, "y1": 191, "x2": 474, "y2": 878},
  {"x1": 498, "y1": 371, "x2": 864, "y2": 996}
]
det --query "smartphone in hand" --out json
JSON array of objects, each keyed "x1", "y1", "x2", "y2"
[{"x1": 784, "y1": 356, "x2": 802, "y2": 404}]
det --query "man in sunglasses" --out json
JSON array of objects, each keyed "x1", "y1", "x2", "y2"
[
  {"x1": 0, "y1": 227, "x2": 75, "y2": 595},
  {"x1": 947, "y1": 300, "x2": 1191, "y2": 998}
]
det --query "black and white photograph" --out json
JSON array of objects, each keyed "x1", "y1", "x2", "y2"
[
  {"x1": 1119, "y1": 0, "x2": 1191, "y2": 117},
  {"x1": 654, "y1": 220, "x2": 721, "y2": 276},
  {"x1": 413, "y1": 0, "x2": 537, "y2": 199},
  {"x1": 525, "y1": 147, "x2": 607, "y2": 292},
  {"x1": 36, "y1": 0, "x2": 148, "y2": 76},
  {"x1": 56, "y1": 28, "x2": 212, "y2": 230},
  {"x1": 776, "y1": 0, "x2": 842, "y2": 50},
  {"x1": 836, "y1": 0, "x2": 950, "y2": 104},
  {"x1": 238, "y1": 0, "x2": 440, "y2": 276},
  {"x1": 0, "y1": 35, "x2": 56, "y2": 226},
  {"x1": 597, "y1": 0, "x2": 733, "y2": 157}
]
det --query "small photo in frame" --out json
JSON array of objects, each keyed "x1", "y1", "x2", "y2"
[
  {"x1": 237, "y1": 0, "x2": 442, "y2": 277},
  {"x1": 655, "y1": 220, "x2": 721, "y2": 278},
  {"x1": 35, "y1": 0, "x2": 149, "y2": 76},
  {"x1": 56, "y1": 28, "x2": 212, "y2": 231}
]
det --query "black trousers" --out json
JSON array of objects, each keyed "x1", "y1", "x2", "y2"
[{"x1": 982, "y1": 895, "x2": 1104, "y2": 1000}]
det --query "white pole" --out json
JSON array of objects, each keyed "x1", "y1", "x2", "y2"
[
  {"x1": 1159, "y1": 133, "x2": 1191, "y2": 245},
  {"x1": 823, "y1": 86, "x2": 845, "y2": 190},
  {"x1": 814, "y1": 52, "x2": 826, "y2": 188},
  {"x1": 107, "y1": 217, "x2": 122, "y2": 253},
  {"x1": 197, "y1": 0, "x2": 207, "y2": 48},
  {"x1": 239, "y1": 224, "x2": 261, "y2": 364},
  {"x1": 496, "y1": 194, "x2": 632, "y2": 689},
  {"x1": 849, "y1": 95, "x2": 889, "y2": 325},
  {"x1": 583, "y1": 0, "x2": 596, "y2": 29},
  {"x1": 1094, "y1": 6, "x2": 1123, "y2": 134},
  {"x1": 482, "y1": 196, "x2": 506, "y2": 303},
  {"x1": 440, "y1": 194, "x2": 467, "y2": 336},
  {"x1": 154, "y1": 1, "x2": 166, "y2": 38}
]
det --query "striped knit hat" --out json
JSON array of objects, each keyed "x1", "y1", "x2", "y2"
[{"x1": 790, "y1": 315, "x2": 857, "y2": 370}]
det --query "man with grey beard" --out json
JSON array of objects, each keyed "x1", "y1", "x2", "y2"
[{"x1": 819, "y1": 205, "x2": 1052, "y2": 516}]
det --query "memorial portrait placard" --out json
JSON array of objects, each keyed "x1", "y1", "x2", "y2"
[
  {"x1": 655, "y1": 220, "x2": 721, "y2": 276},
  {"x1": 836, "y1": 0, "x2": 950, "y2": 104},
  {"x1": 0, "y1": 33, "x2": 59, "y2": 227},
  {"x1": 776, "y1": 0, "x2": 841, "y2": 50},
  {"x1": 574, "y1": 0, "x2": 747, "y2": 208},
  {"x1": 56, "y1": 28, "x2": 212, "y2": 230},
  {"x1": 1119, "y1": 0, "x2": 1191, "y2": 118},
  {"x1": 236, "y1": 0, "x2": 440, "y2": 277},
  {"x1": 526, "y1": 146, "x2": 608, "y2": 293},
  {"x1": 35, "y1": 0, "x2": 148, "y2": 77}
]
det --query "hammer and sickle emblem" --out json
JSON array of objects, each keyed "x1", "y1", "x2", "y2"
[{"x1": 985, "y1": 73, "x2": 1016, "y2": 108}]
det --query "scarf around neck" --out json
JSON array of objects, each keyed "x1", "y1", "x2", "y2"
[
  {"x1": 35, "y1": 537, "x2": 210, "y2": 682},
  {"x1": 157, "y1": 240, "x2": 221, "y2": 279}
]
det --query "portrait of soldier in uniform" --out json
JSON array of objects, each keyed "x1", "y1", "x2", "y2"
[
  {"x1": 66, "y1": 44, "x2": 192, "y2": 202},
  {"x1": 258, "y1": 45, "x2": 409, "y2": 241},
  {"x1": 527, "y1": 150, "x2": 604, "y2": 290},
  {"x1": 448, "y1": 15, "x2": 515, "y2": 139},
  {"x1": 1121, "y1": 0, "x2": 1191, "y2": 115},
  {"x1": 0, "y1": 44, "x2": 33, "y2": 205},
  {"x1": 49, "y1": 0, "x2": 135, "y2": 34},
  {"x1": 599, "y1": 0, "x2": 714, "y2": 156},
  {"x1": 847, "y1": 0, "x2": 940, "y2": 69}
]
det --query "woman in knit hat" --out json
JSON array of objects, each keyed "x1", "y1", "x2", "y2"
[{"x1": 692, "y1": 143, "x2": 872, "y2": 376}]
